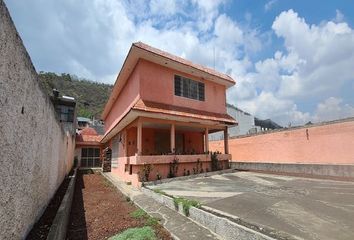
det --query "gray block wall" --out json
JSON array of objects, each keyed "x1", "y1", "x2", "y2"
[{"x1": 0, "y1": 1, "x2": 74, "y2": 238}]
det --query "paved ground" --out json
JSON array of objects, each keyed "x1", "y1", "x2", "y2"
[
  {"x1": 149, "y1": 171, "x2": 354, "y2": 240},
  {"x1": 103, "y1": 172, "x2": 221, "y2": 240}
]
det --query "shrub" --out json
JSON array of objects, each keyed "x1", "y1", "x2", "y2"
[
  {"x1": 167, "y1": 157, "x2": 179, "y2": 178},
  {"x1": 138, "y1": 164, "x2": 153, "y2": 183},
  {"x1": 211, "y1": 152, "x2": 218, "y2": 171}
]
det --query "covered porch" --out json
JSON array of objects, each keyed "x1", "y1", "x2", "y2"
[
  {"x1": 101, "y1": 99, "x2": 236, "y2": 186},
  {"x1": 109, "y1": 117, "x2": 231, "y2": 186},
  {"x1": 127, "y1": 117, "x2": 229, "y2": 156}
]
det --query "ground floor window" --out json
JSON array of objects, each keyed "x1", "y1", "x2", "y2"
[{"x1": 81, "y1": 148, "x2": 101, "y2": 168}]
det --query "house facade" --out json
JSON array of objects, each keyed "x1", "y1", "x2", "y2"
[{"x1": 101, "y1": 42, "x2": 236, "y2": 186}]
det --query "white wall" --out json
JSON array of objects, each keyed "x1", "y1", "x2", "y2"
[{"x1": 209, "y1": 105, "x2": 256, "y2": 140}]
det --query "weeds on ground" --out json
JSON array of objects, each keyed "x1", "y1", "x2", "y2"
[
  {"x1": 130, "y1": 209, "x2": 160, "y2": 227},
  {"x1": 173, "y1": 197, "x2": 201, "y2": 216},
  {"x1": 152, "y1": 189, "x2": 202, "y2": 216},
  {"x1": 108, "y1": 226, "x2": 156, "y2": 240},
  {"x1": 152, "y1": 188, "x2": 173, "y2": 198},
  {"x1": 145, "y1": 216, "x2": 159, "y2": 227},
  {"x1": 152, "y1": 188, "x2": 167, "y2": 195},
  {"x1": 130, "y1": 209, "x2": 147, "y2": 219}
]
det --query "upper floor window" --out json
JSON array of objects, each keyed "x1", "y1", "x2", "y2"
[
  {"x1": 174, "y1": 75, "x2": 205, "y2": 101},
  {"x1": 56, "y1": 105, "x2": 74, "y2": 122}
]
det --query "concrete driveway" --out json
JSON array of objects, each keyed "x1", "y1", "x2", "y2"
[{"x1": 149, "y1": 171, "x2": 354, "y2": 240}]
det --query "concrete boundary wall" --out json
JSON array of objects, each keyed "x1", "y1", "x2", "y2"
[
  {"x1": 142, "y1": 187, "x2": 275, "y2": 240},
  {"x1": 0, "y1": 1, "x2": 75, "y2": 238},
  {"x1": 210, "y1": 119, "x2": 354, "y2": 178},
  {"x1": 231, "y1": 162, "x2": 354, "y2": 179}
]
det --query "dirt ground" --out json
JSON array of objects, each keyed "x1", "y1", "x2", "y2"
[{"x1": 67, "y1": 170, "x2": 171, "y2": 240}]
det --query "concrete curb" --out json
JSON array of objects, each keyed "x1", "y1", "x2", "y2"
[
  {"x1": 144, "y1": 168, "x2": 236, "y2": 186},
  {"x1": 231, "y1": 162, "x2": 354, "y2": 179},
  {"x1": 142, "y1": 187, "x2": 276, "y2": 240},
  {"x1": 47, "y1": 168, "x2": 77, "y2": 240}
]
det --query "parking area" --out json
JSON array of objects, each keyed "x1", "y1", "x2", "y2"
[{"x1": 149, "y1": 171, "x2": 354, "y2": 240}]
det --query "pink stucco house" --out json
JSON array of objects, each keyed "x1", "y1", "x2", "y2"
[{"x1": 101, "y1": 42, "x2": 236, "y2": 186}]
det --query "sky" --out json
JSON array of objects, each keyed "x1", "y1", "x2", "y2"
[{"x1": 5, "y1": 0, "x2": 354, "y2": 126}]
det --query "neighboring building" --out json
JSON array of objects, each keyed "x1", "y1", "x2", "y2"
[
  {"x1": 51, "y1": 89, "x2": 76, "y2": 134},
  {"x1": 77, "y1": 116, "x2": 105, "y2": 134},
  {"x1": 209, "y1": 104, "x2": 282, "y2": 140},
  {"x1": 75, "y1": 127, "x2": 102, "y2": 168},
  {"x1": 77, "y1": 117, "x2": 91, "y2": 129},
  {"x1": 209, "y1": 104, "x2": 255, "y2": 140},
  {"x1": 101, "y1": 42, "x2": 236, "y2": 186}
]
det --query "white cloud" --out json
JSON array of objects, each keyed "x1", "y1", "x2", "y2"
[
  {"x1": 264, "y1": 0, "x2": 278, "y2": 12},
  {"x1": 313, "y1": 97, "x2": 354, "y2": 122},
  {"x1": 335, "y1": 9, "x2": 344, "y2": 23},
  {"x1": 6, "y1": 2, "x2": 354, "y2": 125},
  {"x1": 230, "y1": 9, "x2": 354, "y2": 125},
  {"x1": 149, "y1": 0, "x2": 178, "y2": 16}
]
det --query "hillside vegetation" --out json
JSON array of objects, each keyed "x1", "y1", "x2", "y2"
[{"x1": 38, "y1": 72, "x2": 113, "y2": 118}]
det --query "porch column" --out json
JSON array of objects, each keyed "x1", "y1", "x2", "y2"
[
  {"x1": 170, "y1": 123, "x2": 175, "y2": 153},
  {"x1": 123, "y1": 129, "x2": 127, "y2": 157},
  {"x1": 204, "y1": 127, "x2": 209, "y2": 152},
  {"x1": 224, "y1": 127, "x2": 229, "y2": 154},
  {"x1": 137, "y1": 120, "x2": 142, "y2": 156}
]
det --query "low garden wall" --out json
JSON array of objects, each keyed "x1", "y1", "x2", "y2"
[{"x1": 111, "y1": 154, "x2": 231, "y2": 187}]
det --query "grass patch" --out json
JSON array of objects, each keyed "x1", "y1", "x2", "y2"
[
  {"x1": 173, "y1": 197, "x2": 201, "y2": 216},
  {"x1": 152, "y1": 188, "x2": 166, "y2": 195},
  {"x1": 130, "y1": 209, "x2": 160, "y2": 227},
  {"x1": 152, "y1": 188, "x2": 173, "y2": 198},
  {"x1": 108, "y1": 226, "x2": 156, "y2": 240},
  {"x1": 130, "y1": 209, "x2": 147, "y2": 219},
  {"x1": 145, "y1": 216, "x2": 159, "y2": 227}
]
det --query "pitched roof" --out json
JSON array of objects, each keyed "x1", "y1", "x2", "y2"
[
  {"x1": 133, "y1": 99, "x2": 236, "y2": 125},
  {"x1": 76, "y1": 127, "x2": 102, "y2": 145}
]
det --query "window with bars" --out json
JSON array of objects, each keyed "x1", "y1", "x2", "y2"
[
  {"x1": 56, "y1": 105, "x2": 75, "y2": 122},
  {"x1": 81, "y1": 148, "x2": 101, "y2": 168},
  {"x1": 174, "y1": 75, "x2": 205, "y2": 101}
]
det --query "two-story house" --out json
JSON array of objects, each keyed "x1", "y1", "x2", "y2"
[{"x1": 101, "y1": 42, "x2": 236, "y2": 186}]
